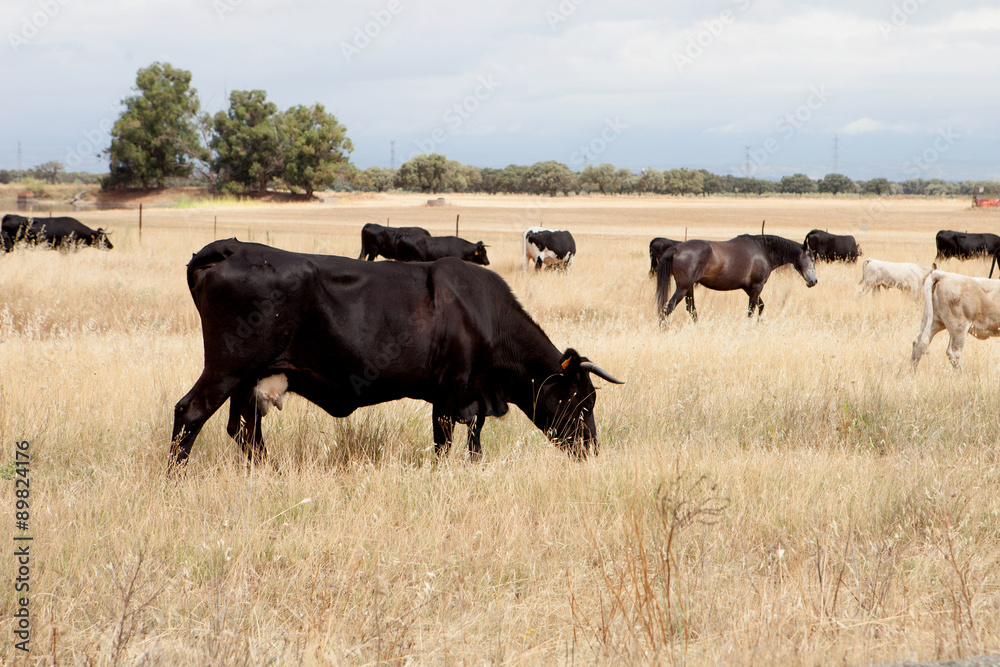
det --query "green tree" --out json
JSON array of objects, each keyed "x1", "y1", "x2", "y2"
[
  {"x1": 863, "y1": 177, "x2": 890, "y2": 196},
  {"x1": 362, "y1": 166, "x2": 396, "y2": 192},
  {"x1": 462, "y1": 165, "x2": 483, "y2": 192},
  {"x1": 612, "y1": 168, "x2": 637, "y2": 194},
  {"x1": 105, "y1": 62, "x2": 206, "y2": 189},
  {"x1": 778, "y1": 173, "x2": 816, "y2": 194},
  {"x1": 497, "y1": 164, "x2": 528, "y2": 194},
  {"x1": 479, "y1": 167, "x2": 503, "y2": 194},
  {"x1": 663, "y1": 168, "x2": 705, "y2": 195},
  {"x1": 817, "y1": 173, "x2": 854, "y2": 195},
  {"x1": 525, "y1": 160, "x2": 574, "y2": 196},
  {"x1": 395, "y1": 153, "x2": 458, "y2": 193},
  {"x1": 278, "y1": 103, "x2": 353, "y2": 196},
  {"x1": 579, "y1": 163, "x2": 615, "y2": 194},
  {"x1": 32, "y1": 161, "x2": 64, "y2": 185},
  {"x1": 210, "y1": 90, "x2": 281, "y2": 193},
  {"x1": 636, "y1": 168, "x2": 663, "y2": 195}
]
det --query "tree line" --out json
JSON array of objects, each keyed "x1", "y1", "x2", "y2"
[
  {"x1": 13, "y1": 61, "x2": 999, "y2": 200},
  {"x1": 361, "y1": 157, "x2": 1000, "y2": 198}
]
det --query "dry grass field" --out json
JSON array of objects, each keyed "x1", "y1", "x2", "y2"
[{"x1": 1, "y1": 194, "x2": 999, "y2": 665}]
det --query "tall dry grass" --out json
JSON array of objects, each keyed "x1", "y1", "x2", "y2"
[{"x1": 1, "y1": 195, "x2": 999, "y2": 665}]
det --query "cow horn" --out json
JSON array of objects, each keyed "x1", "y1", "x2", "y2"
[{"x1": 580, "y1": 361, "x2": 624, "y2": 384}]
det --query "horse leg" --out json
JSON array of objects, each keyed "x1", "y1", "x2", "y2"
[
  {"x1": 660, "y1": 287, "x2": 688, "y2": 322},
  {"x1": 685, "y1": 292, "x2": 697, "y2": 322}
]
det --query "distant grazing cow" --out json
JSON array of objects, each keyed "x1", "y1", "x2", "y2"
[
  {"x1": 648, "y1": 237, "x2": 681, "y2": 276},
  {"x1": 396, "y1": 235, "x2": 489, "y2": 265},
  {"x1": 2, "y1": 214, "x2": 112, "y2": 250},
  {"x1": 523, "y1": 228, "x2": 575, "y2": 270},
  {"x1": 804, "y1": 229, "x2": 861, "y2": 263},
  {"x1": 912, "y1": 270, "x2": 1000, "y2": 371},
  {"x1": 169, "y1": 239, "x2": 622, "y2": 470},
  {"x1": 858, "y1": 259, "x2": 933, "y2": 298},
  {"x1": 935, "y1": 230, "x2": 1000, "y2": 260},
  {"x1": 358, "y1": 223, "x2": 431, "y2": 261}
]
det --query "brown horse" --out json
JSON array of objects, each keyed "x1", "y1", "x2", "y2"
[{"x1": 656, "y1": 234, "x2": 818, "y2": 322}]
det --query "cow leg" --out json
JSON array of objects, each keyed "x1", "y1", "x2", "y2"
[
  {"x1": 226, "y1": 384, "x2": 268, "y2": 466},
  {"x1": 535, "y1": 257, "x2": 543, "y2": 271},
  {"x1": 465, "y1": 408, "x2": 487, "y2": 462},
  {"x1": 432, "y1": 405, "x2": 455, "y2": 458},
  {"x1": 170, "y1": 372, "x2": 242, "y2": 474},
  {"x1": 911, "y1": 319, "x2": 945, "y2": 371},
  {"x1": 945, "y1": 325, "x2": 970, "y2": 372}
]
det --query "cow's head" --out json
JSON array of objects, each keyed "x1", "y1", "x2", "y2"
[
  {"x1": 467, "y1": 241, "x2": 489, "y2": 266},
  {"x1": 532, "y1": 348, "x2": 623, "y2": 457},
  {"x1": 91, "y1": 228, "x2": 113, "y2": 250}
]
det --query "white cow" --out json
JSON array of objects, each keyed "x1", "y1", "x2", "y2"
[
  {"x1": 858, "y1": 259, "x2": 933, "y2": 298},
  {"x1": 911, "y1": 270, "x2": 1000, "y2": 371}
]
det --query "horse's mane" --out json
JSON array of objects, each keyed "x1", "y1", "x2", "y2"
[{"x1": 739, "y1": 234, "x2": 803, "y2": 265}]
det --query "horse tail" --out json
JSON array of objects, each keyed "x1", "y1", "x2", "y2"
[{"x1": 655, "y1": 248, "x2": 676, "y2": 315}]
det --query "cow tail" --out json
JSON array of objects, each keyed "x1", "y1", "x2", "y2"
[
  {"x1": 858, "y1": 258, "x2": 870, "y2": 285},
  {"x1": 916, "y1": 271, "x2": 941, "y2": 343},
  {"x1": 655, "y1": 248, "x2": 676, "y2": 315},
  {"x1": 991, "y1": 252, "x2": 998, "y2": 279}
]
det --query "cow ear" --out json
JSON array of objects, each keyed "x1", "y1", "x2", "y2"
[{"x1": 559, "y1": 348, "x2": 582, "y2": 373}]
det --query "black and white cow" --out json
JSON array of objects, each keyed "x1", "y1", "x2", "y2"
[{"x1": 522, "y1": 228, "x2": 575, "y2": 270}]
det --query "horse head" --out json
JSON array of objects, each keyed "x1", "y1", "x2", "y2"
[{"x1": 797, "y1": 245, "x2": 819, "y2": 287}]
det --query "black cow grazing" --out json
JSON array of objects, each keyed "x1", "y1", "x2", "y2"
[
  {"x1": 803, "y1": 229, "x2": 861, "y2": 263},
  {"x1": 358, "y1": 222, "x2": 431, "y2": 261},
  {"x1": 523, "y1": 228, "x2": 576, "y2": 270},
  {"x1": 396, "y1": 234, "x2": 490, "y2": 265},
  {"x1": 169, "y1": 239, "x2": 621, "y2": 471},
  {"x1": 935, "y1": 230, "x2": 1000, "y2": 260},
  {"x1": 648, "y1": 237, "x2": 681, "y2": 276},
  {"x1": 2, "y1": 214, "x2": 113, "y2": 250}
]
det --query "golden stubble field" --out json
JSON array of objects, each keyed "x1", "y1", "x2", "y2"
[{"x1": 1, "y1": 193, "x2": 999, "y2": 665}]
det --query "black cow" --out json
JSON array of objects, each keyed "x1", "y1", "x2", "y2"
[
  {"x1": 169, "y1": 239, "x2": 621, "y2": 470},
  {"x1": 358, "y1": 223, "x2": 431, "y2": 260},
  {"x1": 396, "y1": 234, "x2": 489, "y2": 265},
  {"x1": 935, "y1": 230, "x2": 1000, "y2": 260},
  {"x1": 2, "y1": 214, "x2": 113, "y2": 250},
  {"x1": 648, "y1": 237, "x2": 681, "y2": 276},
  {"x1": 524, "y1": 229, "x2": 576, "y2": 270},
  {"x1": 803, "y1": 229, "x2": 861, "y2": 263}
]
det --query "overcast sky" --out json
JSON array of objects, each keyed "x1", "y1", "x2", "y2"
[{"x1": 2, "y1": 0, "x2": 998, "y2": 181}]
